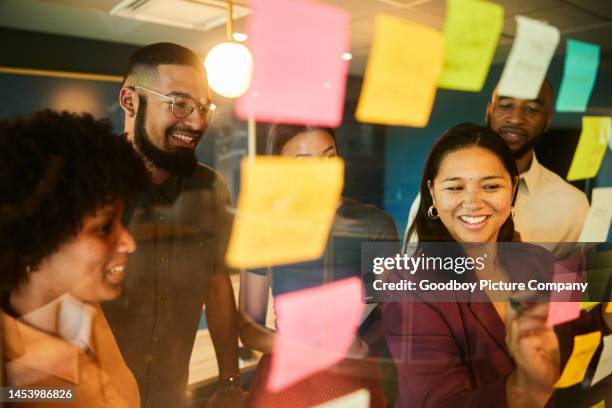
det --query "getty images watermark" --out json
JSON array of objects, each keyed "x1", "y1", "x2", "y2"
[{"x1": 361, "y1": 242, "x2": 606, "y2": 303}]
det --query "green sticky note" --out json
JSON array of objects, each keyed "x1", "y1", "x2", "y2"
[
  {"x1": 556, "y1": 40, "x2": 600, "y2": 112},
  {"x1": 438, "y1": 0, "x2": 504, "y2": 92},
  {"x1": 567, "y1": 116, "x2": 611, "y2": 181}
]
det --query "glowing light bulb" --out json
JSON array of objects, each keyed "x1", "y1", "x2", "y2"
[{"x1": 204, "y1": 42, "x2": 253, "y2": 98}]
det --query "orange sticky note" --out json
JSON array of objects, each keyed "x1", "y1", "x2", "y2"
[
  {"x1": 236, "y1": 0, "x2": 350, "y2": 126},
  {"x1": 267, "y1": 277, "x2": 364, "y2": 392},
  {"x1": 555, "y1": 331, "x2": 602, "y2": 388},
  {"x1": 356, "y1": 14, "x2": 444, "y2": 127},
  {"x1": 607, "y1": 303, "x2": 612, "y2": 313},
  {"x1": 226, "y1": 157, "x2": 343, "y2": 269}
]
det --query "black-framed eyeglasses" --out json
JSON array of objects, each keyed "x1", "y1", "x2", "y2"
[{"x1": 135, "y1": 85, "x2": 216, "y2": 123}]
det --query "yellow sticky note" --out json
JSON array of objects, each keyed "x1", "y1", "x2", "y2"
[
  {"x1": 581, "y1": 301, "x2": 601, "y2": 311},
  {"x1": 356, "y1": 14, "x2": 444, "y2": 127},
  {"x1": 591, "y1": 400, "x2": 605, "y2": 408},
  {"x1": 567, "y1": 116, "x2": 611, "y2": 181},
  {"x1": 607, "y1": 303, "x2": 612, "y2": 313},
  {"x1": 555, "y1": 331, "x2": 602, "y2": 388},
  {"x1": 226, "y1": 157, "x2": 343, "y2": 269},
  {"x1": 438, "y1": 0, "x2": 504, "y2": 91}
]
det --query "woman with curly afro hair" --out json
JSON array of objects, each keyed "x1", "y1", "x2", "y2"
[{"x1": 0, "y1": 109, "x2": 149, "y2": 407}]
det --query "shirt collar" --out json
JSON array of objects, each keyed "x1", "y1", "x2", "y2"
[
  {"x1": 2, "y1": 299, "x2": 101, "y2": 385},
  {"x1": 519, "y1": 153, "x2": 542, "y2": 193}
]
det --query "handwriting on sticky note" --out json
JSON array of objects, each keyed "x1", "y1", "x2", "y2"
[
  {"x1": 579, "y1": 187, "x2": 612, "y2": 242},
  {"x1": 235, "y1": 0, "x2": 349, "y2": 126},
  {"x1": 314, "y1": 389, "x2": 370, "y2": 408},
  {"x1": 592, "y1": 334, "x2": 612, "y2": 386},
  {"x1": 556, "y1": 39, "x2": 600, "y2": 112},
  {"x1": 567, "y1": 117, "x2": 611, "y2": 181},
  {"x1": 497, "y1": 16, "x2": 560, "y2": 99},
  {"x1": 555, "y1": 331, "x2": 601, "y2": 388},
  {"x1": 226, "y1": 157, "x2": 343, "y2": 269},
  {"x1": 267, "y1": 277, "x2": 364, "y2": 392},
  {"x1": 356, "y1": 14, "x2": 444, "y2": 127},
  {"x1": 438, "y1": 0, "x2": 503, "y2": 92}
]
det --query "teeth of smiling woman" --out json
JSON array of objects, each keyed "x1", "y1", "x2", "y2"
[
  {"x1": 171, "y1": 132, "x2": 194, "y2": 143},
  {"x1": 460, "y1": 215, "x2": 487, "y2": 224},
  {"x1": 107, "y1": 266, "x2": 124, "y2": 275}
]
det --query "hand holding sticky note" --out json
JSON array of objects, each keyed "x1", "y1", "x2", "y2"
[
  {"x1": 356, "y1": 14, "x2": 444, "y2": 127},
  {"x1": 438, "y1": 0, "x2": 504, "y2": 92},
  {"x1": 497, "y1": 16, "x2": 560, "y2": 99},
  {"x1": 226, "y1": 157, "x2": 343, "y2": 269},
  {"x1": 567, "y1": 116, "x2": 611, "y2": 181},
  {"x1": 267, "y1": 277, "x2": 364, "y2": 392},
  {"x1": 555, "y1": 331, "x2": 601, "y2": 388}
]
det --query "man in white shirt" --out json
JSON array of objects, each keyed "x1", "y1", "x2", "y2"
[{"x1": 402, "y1": 81, "x2": 590, "y2": 256}]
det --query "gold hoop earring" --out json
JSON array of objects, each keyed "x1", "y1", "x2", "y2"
[{"x1": 427, "y1": 205, "x2": 439, "y2": 220}]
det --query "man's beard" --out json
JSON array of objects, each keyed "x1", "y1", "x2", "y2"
[
  {"x1": 511, "y1": 131, "x2": 546, "y2": 159},
  {"x1": 134, "y1": 97, "x2": 198, "y2": 178},
  {"x1": 486, "y1": 115, "x2": 546, "y2": 160}
]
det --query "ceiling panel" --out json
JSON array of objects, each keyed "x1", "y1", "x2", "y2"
[
  {"x1": 502, "y1": 3, "x2": 607, "y2": 37},
  {"x1": 561, "y1": 0, "x2": 612, "y2": 20}
]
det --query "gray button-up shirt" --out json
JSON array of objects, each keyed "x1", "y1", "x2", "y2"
[{"x1": 103, "y1": 164, "x2": 232, "y2": 408}]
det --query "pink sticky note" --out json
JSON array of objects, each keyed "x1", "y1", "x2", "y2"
[
  {"x1": 547, "y1": 262, "x2": 582, "y2": 326},
  {"x1": 267, "y1": 277, "x2": 364, "y2": 392},
  {"x1": 235, "y1": 0, "x2": 349, "y2": 126}
]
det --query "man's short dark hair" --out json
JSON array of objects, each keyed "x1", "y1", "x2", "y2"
[
  {"x1": 0, "y1": 110, "x2": 150, "y2": 290},
  {"x1": 122, "y1": 42, "x2": 206, "y2": 86}
]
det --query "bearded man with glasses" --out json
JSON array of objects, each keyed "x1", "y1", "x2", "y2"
[{"x1": 102, "y1": 42, "x2": 245, "y2": 408}]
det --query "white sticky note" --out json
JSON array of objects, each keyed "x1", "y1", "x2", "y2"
[
  {"x1": 592, "y1": 333, "x2": 612, "y2": 385},
  {"x1": 497, "y1": 16, "x2": 560, "y2": 99},
  {"x1": 579, "y1": 187, "x2": 612, "y2": 242},
  {"x1": 314, "y1": 389, "x2": 370, "y2": 408}
]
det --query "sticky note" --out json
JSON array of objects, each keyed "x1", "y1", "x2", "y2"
[
  {"x1": 567, "y1": 117, "x2": 611, "y2": 181},
  {"x1": 226, "y1": 157, "x2": 343, "y2": 269},
  {"x1": 607, "y1": 303, "x2": 612, "y2": 313},
  {"x1": 579, "y1": 187, "x2": 612, "y2": 241},
  {"x1": 314, "y1": 389, "x2": 370, "y2": 408},
  {"x1": 581, "y1": 302, "x2": 600, "y2": 311},
  {"x1": 556, "y1": 40, "x2": 600, "y2": 112},
  {"x1": 267, "y1": 277, "x2": 364, "y2": 392},
  {"x1": 356, "y1": 14, "x2": 444, "y2": 127},
  {"x1": 497, "y1": 16, "x2": 560, "y2": 99},
  {"x1": 235, "y1": 0, "x2": 349, "y2": 126},
  {"x1": 591, "y1": 401, "x2": 605, "y2": 408},
  {"x1": 547, "y1": 302, "x2": 580, "y2": 327},
  {"x1": 592, "y1": 334, "x2": 612, "y2": 385},
  {"x1": 438, "y1": 0, "x2": 504, "y2": 91},
  {"x1": 555, "y1": 331, "x2": 601, "y2": 388}
]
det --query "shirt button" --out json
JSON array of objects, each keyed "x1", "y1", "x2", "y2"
[
  {"x1": 145, "y1": 354, "x2": 154, "y2": 362},
  {"x1": 159, "y1": 296, "x2": 166, "y2": 304},
  {"x1": 160, "y1": 256, "x2": 166, "y2": 263},
  {"x1": 158, "y1": 215, "x2": 164, "y2": 221},
  {"x1": 153, "y1": 336, "x2": 160, "y2": 343},
  {"x1": 199, "y1": 242, "x2": 205, "y2": 247}
]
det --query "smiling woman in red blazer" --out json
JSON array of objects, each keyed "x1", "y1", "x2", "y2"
[{"x1": 383, "y1": 123, "x2": 611, "y2": 408}]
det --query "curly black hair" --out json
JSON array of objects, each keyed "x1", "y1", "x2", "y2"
[{"x1": 0, "y1": 110, "x2": 150, "y2": 290}]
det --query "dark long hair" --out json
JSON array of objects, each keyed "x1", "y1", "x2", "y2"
[
  {"x1": 409, "y1": 123, "x2": 518, "y2": 243},
  {"x1": 266, "y1": 124, "x2": 337, "y2": 155}
]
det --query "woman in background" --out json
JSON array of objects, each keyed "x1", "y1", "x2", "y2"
[
  {"x1": 240, "y1": 124, "x2": 398, "y2": 407},
  {"x1": 383, "y1": 123, "x2": 611, "y2": 407},
  {"x1": 0, "y1": 110, "x2": 149, "y2": 407}
]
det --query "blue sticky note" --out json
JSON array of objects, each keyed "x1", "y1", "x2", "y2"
[{"x1": 556, "y1": 39, "x2": 600, "y2": 112}]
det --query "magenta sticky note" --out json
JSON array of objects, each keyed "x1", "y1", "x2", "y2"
[
  {"x1": 267, "y1": 277, "x2": 364, "y2": 392},
  {"x1": 546, "y1": 262, "x2": 582, "y2": 326},
  {"x1": 235, "y1": 0, "x2": 350, "y2": 126}
]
